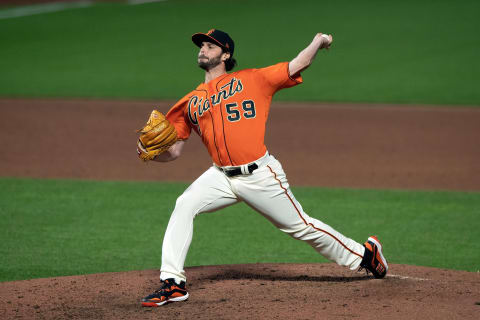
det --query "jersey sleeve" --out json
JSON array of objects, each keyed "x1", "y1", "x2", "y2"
[
  {"x1": 165, "y1": 97, "x2": 192, "y2": 140},
  {"x1": 256, "y1": 61, "x2": 303, "y2": 95}
]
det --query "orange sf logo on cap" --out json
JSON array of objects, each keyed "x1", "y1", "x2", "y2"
[{"x1": 206, "y1": 29, "x2": 215, "y2": 35}]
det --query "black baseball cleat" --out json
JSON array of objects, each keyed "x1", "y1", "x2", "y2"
[
  {"x1": 141, "y1": 278, "x2": 189, "y2": 307},
  {"x1": 359, "y1": 236, "x2": 388, "y2": 279}
]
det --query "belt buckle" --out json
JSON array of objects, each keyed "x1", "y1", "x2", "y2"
[
  {"x1": 220, "y1": 166, "x2": 235, "y2": 175},
  {"x1": 221, "y1": 163, "x2": 259, "y2": 177},
  {"x1": 224, "y1": 167, "x2": 239, "y2": 177},
  {"x1": 248, "y1": 163, "x2": 259, "y2": 174}
]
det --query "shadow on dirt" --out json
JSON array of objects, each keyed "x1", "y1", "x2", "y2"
[{"x1": 198, "y1": 267, "x2": 371, "y2": 283}]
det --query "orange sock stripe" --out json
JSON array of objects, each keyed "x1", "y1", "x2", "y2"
[{"x1": 266, "y1": 165, "x2": 363, "y2": 258}]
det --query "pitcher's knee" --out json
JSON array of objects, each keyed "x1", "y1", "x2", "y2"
[
  {"x1": 281, "y1": 222, "x2": 315, "y2": 240},
  {"x1": 171, "y1": 196, "x2": 198, "y2": 219}
]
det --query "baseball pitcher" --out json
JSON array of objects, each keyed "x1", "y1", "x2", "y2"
[{"x1": 137, "y1": 29, "x2": 388, "y2": 307}]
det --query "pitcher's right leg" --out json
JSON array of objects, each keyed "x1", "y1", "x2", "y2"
[
  {"x1": 234, "y1": 156, "x2": 365, "y2": 271},
  {"x1": 159, "y1": 166, "x2": 238, "y2": 283}
]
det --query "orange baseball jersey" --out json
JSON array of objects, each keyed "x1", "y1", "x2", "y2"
[{"x1": 166, "y1": 62, "x2": 302, "y2": 167}]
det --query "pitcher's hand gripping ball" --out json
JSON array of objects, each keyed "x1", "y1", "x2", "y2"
[{"x1": 136, "y1": 110, "x2": 177, "y2": 161}]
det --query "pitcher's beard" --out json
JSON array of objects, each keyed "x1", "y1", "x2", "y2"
[{"x1": 198, "y1": 55, "x2": 222, "y2": 71}]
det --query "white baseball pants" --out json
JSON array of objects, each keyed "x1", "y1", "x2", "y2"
[{"x1": 160, "y1": 153, "x2": 365, "y2": 282}]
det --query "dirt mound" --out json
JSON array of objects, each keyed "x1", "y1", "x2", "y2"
[{"x1": 1, "y1": 263, "x2": 478, "y2": 319}]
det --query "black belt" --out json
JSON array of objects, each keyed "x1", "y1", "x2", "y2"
[{"x1": 222, "y1": 163, "x2": 259, "y2": 177}]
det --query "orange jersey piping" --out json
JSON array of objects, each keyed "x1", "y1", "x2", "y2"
[{"x1": 215, "y1": 75, "x2": 234, "y2": 165}]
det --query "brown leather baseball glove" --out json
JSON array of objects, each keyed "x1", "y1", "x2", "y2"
[{"x1": 136, "y1": 110, "x2": 177, "y2": 161}]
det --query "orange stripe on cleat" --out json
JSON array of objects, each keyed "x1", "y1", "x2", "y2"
[{"x1": 142, "y1": 302, "x2": 160, "y2": 307}]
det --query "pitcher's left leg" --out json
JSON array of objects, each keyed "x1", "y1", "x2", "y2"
[{"x1": 234, "y1": 156, "x2": 365, "y2": 270}]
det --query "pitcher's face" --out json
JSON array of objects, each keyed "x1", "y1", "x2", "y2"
[{"x1": 197, "y1": 42, "x2": 228, "y2": 71}]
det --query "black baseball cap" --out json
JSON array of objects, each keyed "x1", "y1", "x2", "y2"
[{"x1": 192, "y1": 29, "x2": 235, "y2": 55}]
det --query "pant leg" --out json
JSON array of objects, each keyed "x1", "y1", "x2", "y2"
[
  {"x1": 232, "y1": 155, "x2": 365, "y2": 270},
  {"x1": 160, "y1": 166, "x2": 238, "y2": 282}
]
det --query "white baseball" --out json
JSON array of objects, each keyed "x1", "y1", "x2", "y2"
[{"x1": 321, "y1": 34, "x2": 330, "y2": 41}]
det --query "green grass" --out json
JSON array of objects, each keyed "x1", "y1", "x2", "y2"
[
  {"x1": 0, "y1": 0, "x2": 479, "y2": 105},
  {"x1": 1, "y1": 177, "x2": 479, "y2": 282}
]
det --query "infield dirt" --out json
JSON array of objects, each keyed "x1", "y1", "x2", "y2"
[
  {"x1": 1, "y1": 98, "x2": 479, "y2": 319},
  {"x1": 1, "y1": 264, "x2": 479, "y2": 319},
  {"x1": 1, "y1": 98, "x2": 479, "y2": 190}
]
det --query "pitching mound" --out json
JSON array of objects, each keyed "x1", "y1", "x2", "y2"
[{"x1": 1, "y1": 263, "x2": 478, "y2": 319}]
